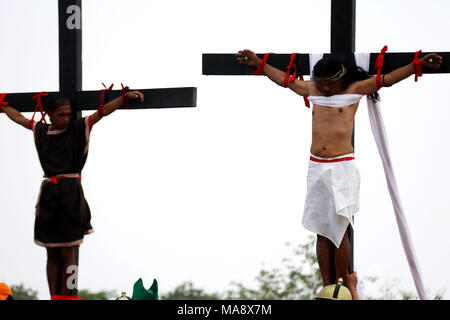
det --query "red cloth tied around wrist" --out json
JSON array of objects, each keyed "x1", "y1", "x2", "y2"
[
  {"x1": 121, "y1": 83, "x2": 130, "y2": 109},
  {"x1": 253, "y1": 53, "x2": 273, "y2": 75},
  {"x1": 0, "y1": 93, "x2": 9, "y2": 112},
  {"x1": 413, "y1": 50, "x2": 422, "y2": 82},
  {"x1": 374, "y1": 45, "x2": 388, "y2": 89},
  {"x1": 98, "y1": 83, "x2": 114, "y2": 118},
  {"x1": 32, "y1": 92, "x2": 49, "y2": 125},
  {"x1": 284, "y1": 53, "x2": 298, "y2": 88}
]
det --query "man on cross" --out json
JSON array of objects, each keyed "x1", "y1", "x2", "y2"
[
  {"x1": 236, "y1": 49, "x2": 442, "y2": 299},
  {"x1": 1, "y1": 90, "x2": 144, "y2": 299}
]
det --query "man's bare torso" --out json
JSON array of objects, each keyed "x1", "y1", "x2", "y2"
[{"x1": 307, "y1": 81, "x2": 360, "y2": 158}]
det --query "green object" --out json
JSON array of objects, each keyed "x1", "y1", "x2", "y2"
[{"x1": 131, "y1": 278, "x2": 159, "y2": 300}]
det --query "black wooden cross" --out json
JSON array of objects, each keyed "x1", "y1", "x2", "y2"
[
  {"x1": 202, "y1": 0, "x2": 449, "y2": 277},
  {"x1": 6, "y1": 0, "x2": 197, "y2": 115},
  {"x1": 4, "y1": 0, "x2": 196, "y2": 297}
]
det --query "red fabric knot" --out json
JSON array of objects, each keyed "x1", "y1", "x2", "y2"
[
  {"x1": 413, "y1": 50, "x2": 423, "y2": 82},
  {"x1": 49, "y1": 175, "x2": 81, "y2": 185},
  {"x1": 32, "y1": 92, "x2": 49, "y2": 124},
  {"x1": 282, "y1": 53, "x2": 309, "y2": 108},
  {"x1": 374, "y1": 45, "x2": 388, "y2": 89},
  {"x1": 98, "y1": 82, "x2": 114, "y2": 118},
  {"x1": 0, "y1": 93, "x2": 8, "y2": 113},
  {"x1": 50, "y1": 176, "x2": 59, "y2": 184},
  {"x1": 253, "y1": 53, "x2": 274, "y2": 75},
  {"x1": 284, "y1": 53, "x2": 298, "y2": 88},
  {"x1": 121, "y1": 83, "x2": 130, "y2": 109}
]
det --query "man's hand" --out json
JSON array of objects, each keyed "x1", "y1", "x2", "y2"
[
  {"x1": 236, "y1": 49, "x2": 261, "y2": 68},
  {"x1": 421, "y1": 53, "x2": 442, "y2": 70},
  {"x1": 90, "y1": 90, "x2": 145, "y2": 127},
  {"x1": 125, "y1": 90, "x2": 144, "y2": 103}
]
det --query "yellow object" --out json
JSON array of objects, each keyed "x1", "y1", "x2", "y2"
[
  {"x1": 315, "y1": 278, "x2": 352, "y2": 300},
  {"x1": 116, "y1": 291, "x2": 131, "y2": 300}
]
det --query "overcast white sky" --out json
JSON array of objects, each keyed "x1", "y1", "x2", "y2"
[{"x1": 1, "y1": 0, "x2": 449, "y2": 300}]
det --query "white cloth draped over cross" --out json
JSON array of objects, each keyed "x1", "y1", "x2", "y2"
[{"x1": 307, "y1": 52, "x2": 428, "y2": 300}]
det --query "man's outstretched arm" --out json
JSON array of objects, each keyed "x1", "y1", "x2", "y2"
[
  {"x1": 351, "y1": 53, "x2": 443, "y2": 95},
  {"x1": 89, "y1": 90, "x2": 144, "y2": 126},
  {"x1": 2, "y1": 105, "x2": 32, "y2": 130},
  {"x1": 236, "y1": 49, "x2": 311, "y2": 96}
]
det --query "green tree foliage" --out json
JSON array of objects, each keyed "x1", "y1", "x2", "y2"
[
  {"x1": 160, "y1": 236, "x2": 446, "y2": 300},
  {"x1": 78, "y1": 289, "x2": 118, "y2": 300},
  {"x1": 9, "y1": 283, "x2": 39, "y2": 300},
  {"x1": 8, "y1": 236, "x2": 446, "y2": 300},
  {"x1": 160, "y1": 281, "x2": 221, "y2": 300},
  {"x1": 224, "y1": 238, "x2": 322, "y2": 300}
]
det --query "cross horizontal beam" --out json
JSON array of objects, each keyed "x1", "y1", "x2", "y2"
[
  {"x1": 202, "y1": 52, "x2": 450, "y2": 76},
  {"x1": 4, "y1": 87, "x2": 197, "y2": 113}
]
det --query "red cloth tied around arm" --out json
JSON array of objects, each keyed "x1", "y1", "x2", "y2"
[
  {"x1": 98, "y1": 83, "x2": 114, "y2": 118},
  {"x1": 284, "y1": 54, "x2": 309, "y2": 108},
  {"x1": 121, "y1": 83, "x2": 130, "y2": 109},
  {"x1": 374, "y1": 45, "x2": 388, "y2": 89},
  {"x1": 413, "y1": 50, "x2": 422, "y2": 82},
  {"x1": 284, "y1": 53, "x2": 298, "y2": 88},
  {"x1": 0, "y1": 93, "x2": 8, "y2": 112},
  {"x1": 253, "y1": 53, "x2": 273, "y2": 75},
  {"x1": 32, "y1": 92, "x2": 49, "y2": 124}
]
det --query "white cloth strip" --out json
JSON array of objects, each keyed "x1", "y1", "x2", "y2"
[
  {"x1": 84, "y1": 116, "x2": 91, "y2": 155},
  {"x1": 308, "y1": 94, "x2": 364, "y2": 108},
  {"x1": 355, "y1": 52, "x2": 428, "y2": 300},
  {"x1": 309, "y1": 53, "x2": 324, "y2": 76}
]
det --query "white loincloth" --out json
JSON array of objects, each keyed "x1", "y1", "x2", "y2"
[{"x1": 302, "y1": 154, "x2": 360, "y2": 248}]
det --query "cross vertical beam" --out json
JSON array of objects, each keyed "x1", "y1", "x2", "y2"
[
  {"x1": 331, "y1": 0, "x2": 356, "y2": 53},
  {"x1": 59, "y1": 0, "x2": 82, "y2": 296},
  {"x1": 59, "y1": 0, "x2": 82, "y2": 120},
  {"x1": 330, "y1": 0, "x2": 356, "y2": 275}
]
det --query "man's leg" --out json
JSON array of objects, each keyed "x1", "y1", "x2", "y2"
[
  {"x1": 59, "y1": 246, "x2": 76, "y2": 295},
  {"x1": 316, "y1": 234, "x2": 335, "y2": 286},
  {"x1": 46, "y1": 248, "x2": 61, "y2": 295},
  {"x1": 334, "y1": 230, "x2": 350, "y2": 285}
]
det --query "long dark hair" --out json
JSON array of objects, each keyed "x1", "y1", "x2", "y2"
[{"x1": 313, "y1": 56, "x2": 380, "y2": 102}]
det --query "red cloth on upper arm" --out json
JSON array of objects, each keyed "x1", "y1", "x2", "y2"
[
  {"x1": 0, "y1": 93, "x2": 8, "y2": 112},
  {"x1": 88, "y1": 115, "x2": 93, "y2": 132},
  {"x1": 284, "y1": 53, "x2": 297, "y2": 88},
  {"x1": 374, "y1": 45, "x2": 388, "y2": 89}
]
